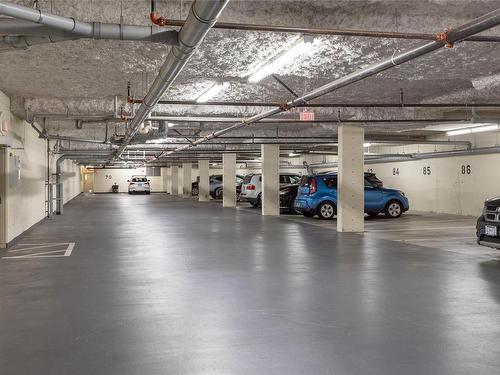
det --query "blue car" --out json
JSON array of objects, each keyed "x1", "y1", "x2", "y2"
[{"x1": 294, "y1": 173, "x2": 409, "y2": 219}]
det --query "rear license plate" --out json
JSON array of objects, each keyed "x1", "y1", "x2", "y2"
[
  {"x1": 295, "y1": 201, "x2": 304, "y2": 208},
  {"x1": 486, "y1": 225, "x2": 497, "y2": 237}
]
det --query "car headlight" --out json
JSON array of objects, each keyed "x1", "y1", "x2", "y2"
[{"x1": 398, "y1": 190, "x2": 406, "y2": 197}]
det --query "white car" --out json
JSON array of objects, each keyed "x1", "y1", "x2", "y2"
[
  {"x1": 128, "y1": 176, "x2": 151, "y2": 194},
  {"x1": 240, "y1": 173, "x2": 301, "y2": 207}
]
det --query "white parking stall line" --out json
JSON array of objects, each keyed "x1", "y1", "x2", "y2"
[
  {"x1": 64, "y1": 243, "x2": 75, "y2": 257},
  {"x1": 367, "y1": 226, "x2": 475, "y2": 233},
  {"x1": 8, "y1": 243, "x2": 69, "y2": 253},
  {"x1": 2, "y1": 242, "x2": 76, "y2": 259}
]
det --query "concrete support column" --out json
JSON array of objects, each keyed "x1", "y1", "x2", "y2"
[
  {"x1": 161, "y1": 167, "x2": 169, "y2": 193},
  {"x1": 222, "y1": 153, "x2": 236, "y2": 207},
  {"x1": 182, "y1": 162, "x2": 192, "y2": 198},
  {"x1": 170, "y1": 166, "x2": 178, "y2": 196},
  {"x1": 198, "y1": 160, "x2": 210, "y2": 202},
  {"x1": 261, "y1": 144, "x2": 280, "y2": 216},
  {"x1": 337, "y1": 125, "x2": 364, "y2": 233}
]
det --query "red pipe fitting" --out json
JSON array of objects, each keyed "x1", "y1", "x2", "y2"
[
  {"x1": 435, "y1": 28, "x2": 454, "y2": 48},
  {"x1": 150, "y1": 12, "x2": 168, "y2": 27}
]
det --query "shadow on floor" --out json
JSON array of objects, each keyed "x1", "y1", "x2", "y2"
[{"x1": 479, "y1": 257, "x2": 500, "y2": 304}]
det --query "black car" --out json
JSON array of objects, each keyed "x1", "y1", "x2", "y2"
[
  {"x1": 477, "y1": 196, "x2": 500, "y2": 249},
  {"x1": 280, "y1": 184, "x2": 300, "y2": 214}
]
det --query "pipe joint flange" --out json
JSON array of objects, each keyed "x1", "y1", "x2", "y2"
[
  {"x1": 435, "y1": 28, "x2": 454, "y2": 48},
  {"x1": 279, "y1": 102, "x2": 291, "y2": 112}
]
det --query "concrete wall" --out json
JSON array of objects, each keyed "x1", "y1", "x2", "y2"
[
  {"x1": 92, "y1": 167, "x2": 164, "y2": 193},
  {"x1": 0, "y1": 89, "x2": 81, "y2": 243},
  {"x1": 365, "y1": 152, "x2": 500, "y2": 216}
]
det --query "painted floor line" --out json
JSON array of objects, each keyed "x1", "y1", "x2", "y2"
[
  {"x1": 367, "y1": 226, "x2": 475, "y2": 233},
  {"x1": 3, "y1": 249, "x2": 67, "y2": 259},
  {"x1": 9, "y1": 243, "x2": 69, "y2": 252},
  {"x1": 65, "y1": 243, "x2": 75, "y2": 256},
  {"x1": 2, "y1": 242, "x2": 75, "y2": 259},
  {"x1": 393, "y1": 236, "x2": 476, "y2": 242}
]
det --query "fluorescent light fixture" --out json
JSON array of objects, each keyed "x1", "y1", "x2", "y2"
[
  {"x1": 248, "y1": 38, "x2": 314, "y2": 83},
  {"x1": 363, "y1": 143, "x2": 372, "y2": 148},
  {"x1": 289, "y1": 152, "x2": 301, "y2": 157},
  {"x1": 196, "y1": 82, "x2": 229, "y2": 103},
  {"x1": 447, "y1": 124, "x2": 500, "y2": 136},
  {"x1": 167, "y1": 122, "x2": 176, "y2": 128},
  {"x1": 145, "y1": 137, "x2": 177, "y2": 144}
]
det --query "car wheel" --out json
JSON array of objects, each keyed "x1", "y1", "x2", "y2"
[
  {"x1": 249, "y1": 201, "x2": 259, "y2": 207},
  {"x1": 215, "y1": 188, "x2": 223, "y2": 200},
  {"x1": 302, "y1": 212, "x2": 315, "y2": 218},
  {"x1": 385, "y1": 200, "x2": 403, "y2": 218},
  {"x1": 317, "y1": 201, "x2": 336, "y2": 220},
  {"x1": 256, "y1": 193, "x2": 262, "y2": 208},
  {"x1": 288, "y1": 199, "x2": 299, "y2": 215},
  {"x1": 192, "y1": 188, "x2": 199, "y2": 196}
]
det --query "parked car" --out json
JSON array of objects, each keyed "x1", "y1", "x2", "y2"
[
  {"x1": 294, "y1": 173, "x2": 409, "y2": 219},
  {"x1": 240, "y1": 173, "x2": 301, "y2": 207},
  {"x1": 280, "y1": 184, "x2": 300, "y2": 214},
  {"x1": 476, "y1": 197, "x2": 500, "y2": 249},
  {"x1": 365, "y1": 172, "x2": 383, "y2": 187},
  {"x1": 191, "y1": 175, "x2": 244, "y2": 200},
  {"x1": 128, "y1": 175, "x2": 151, "y2": 194},
  {"x1": 318, "y1": 171, "x2": 383, "y2": 187}
]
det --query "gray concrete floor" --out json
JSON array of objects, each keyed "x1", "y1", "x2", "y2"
[{"x1": 1, "y1": 194, "x2": 500, "y2": 375}]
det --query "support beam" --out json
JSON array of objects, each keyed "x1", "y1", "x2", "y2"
[
  {"x1": 337, "y1": 126, "x2": 364, "y2": 233},
  {"x1": 182, "y1": 162, "x2": 192, "y2": 198},
  {"x1": 222, "y1": 153, "x2": 236, "y2": 207},
  {"x1": 198, "y1": 159, "x2": 210, "y2": 202},
  {"x1": 261, "y1": 144, "x2": 280, "y2": 216},
  {"x1": 170, "y1": 165, "x2": 178, "y2": 196}
]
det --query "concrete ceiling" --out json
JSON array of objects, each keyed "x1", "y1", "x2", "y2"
[{"x1": 2, "y1": 0, "x2": 500, "y2": 156}]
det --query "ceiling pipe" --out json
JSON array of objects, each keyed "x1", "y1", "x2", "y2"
[
  {"x1": 158, "y1": 8, "x2": 500, "y2": 159},
  {"x1": 0, "y1": 6, "x2": 178, "y2": 45},
  {"x1": 306, "y1": 145, "x2": 500, "y2": 170},
  {"x1": 30, "y1": 120, "x2": 111, "y2": 145},
  {"x1": 114, "y1": 0, "x2": 230, "y2": 159},
  {"x1": 163, "y1": 18, "x2": 500, "y2": 43},
  {"x1": 136, "y1": 98, "x2": 500, "y2": 108},
  {"x1": 150, "y1": 115, "x2": 470, "y2": 124},
  {"x1": 1, "y1": 34, "x2": 79, "y2": 50}
]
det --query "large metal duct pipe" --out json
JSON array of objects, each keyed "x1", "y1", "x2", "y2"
[
  {"x1": 114, "y1": 0, "x2": 230, "y2": 158},
  {"x1": 159, "y1": 8, "x2": 500, "y2": 158},
  {"x1": 0, "y1": 5, "x2": 178, "y2": 45}
]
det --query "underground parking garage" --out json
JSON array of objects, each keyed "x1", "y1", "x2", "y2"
[{"x1": 1, "y1": 0, "x2": 500, "y2": 373}]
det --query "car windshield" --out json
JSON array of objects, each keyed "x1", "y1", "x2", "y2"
[{"x1": 132, "y1": 178, "x2": 147, "y2": 182}]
